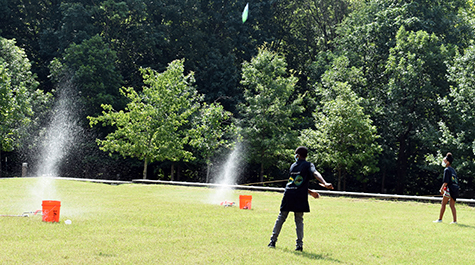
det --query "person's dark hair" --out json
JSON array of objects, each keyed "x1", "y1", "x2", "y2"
[
  {"x1": 295, "y1": 146, "x2": 308, "y2": 158},
  {"x1": 446, "y1": 152, "x2": 454, "y2": 164}
]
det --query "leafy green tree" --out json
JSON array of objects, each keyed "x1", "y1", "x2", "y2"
[
  {"x1": 59, "y1": 34, "x2": 124, "y2": 121},
  {"x1": 433, "y1": 45, "x2": 475, "y2": 196},
  {"x1": 0, "y1": 0, "x2": 66, "y2": 92},
  {"x1": 239, "y1": 47, "x2": 303, "y2": 182},
  {"x1": 302, "y1": 60, "x2": 381, "y2": 190},
  {"x1": 274, "y1": 0, "x2": 350, "y2": 62},
  {"x1": 88, "y1": 59, "x2": 202, "y2": 179},
  {"x1": 336, "y1": 0, "x2": 472, "y2": 110},
  {"x1": 271, "y1": 0, "x2": 352, "y2": 129},
  {"x1": 150, "y1": 0, "x2": 256, "y2": 111},
  {"x1": 382, "y1": 27, "x2": 453, "y2": 193},
  {"x1": 334, "y1": 0, "x2": 472, "y2": 194},
  {"x1": 188, "y1": 102, "x2": 236, "y2": 182},
  {"x1": 95, "y1": 0, "x2": 162, "y2": 88},
  {"x1": 55, "y1": 2, "x2": 98, "y2": 52},
  {"x1": 0, "y1": 64, "x2": 17, "y2": 176},
  {"x1": 0, "y1": 0, "x2": 306, "y2": 180},
  {"x1": 0, "y1": 37, "x2": 49, "y2": 177}
]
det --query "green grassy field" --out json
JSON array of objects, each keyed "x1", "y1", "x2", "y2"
[{"x1": 1, "y1": 178, "x2": 475, "y2": 264}]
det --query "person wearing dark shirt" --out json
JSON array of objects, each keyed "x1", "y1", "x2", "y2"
[
  {"x1": 268, "y1": 146, "x2": 333, "y2": 251},
  {"x1": 434, "y1": 152, "x2": 459, "y2": 224}
]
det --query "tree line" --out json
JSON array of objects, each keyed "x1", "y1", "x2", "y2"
[{"x1": 1, "y1": 0, "x2": 475, "y2": 197}]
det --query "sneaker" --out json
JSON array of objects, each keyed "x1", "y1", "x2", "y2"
[
  {"x1": 450, "y1": 222, "x2": 458, "y2": 224},
  {"x1": 267, "y1": 241, "x2": 276, "y2": 248},
  {"x1": 433, "y1": 219, "x2": 442, "y2": 223},
  {"x1": 295, "y1": 246, "x2": 303, "y2": 252}
]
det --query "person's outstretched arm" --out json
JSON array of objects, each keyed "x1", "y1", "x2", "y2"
[{"x1": 314, "y1": 170, "x2": 334, "y2": 190}]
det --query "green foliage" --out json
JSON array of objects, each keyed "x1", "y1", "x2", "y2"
[
  {"x1": 0, "y1": 64, "x2": 14, "y2": 150},
  {"x1": 272, "y1": 0, "x2": 353, "y2": 122},
  {"x1": 61, "y1": 34, "x2": 124, "y2": 120},
  {"x1": 444, "y1": 45, "x2": 475, "y2": 147},
  {"x1": 384, "y1": 27, "x2": 448, "y2": 136},
  {"x1": 3, "y1": 0, "x2": 475, "y2": 194},
  {"x1": 189, "y1": 102, "x2": 235, "y2": 163},
  {"x1": 274, "y1": 0, "x2": 351, "y2": 60},
  {"x1": 382, "y1": 26, "x2": 454, "y2": 192},
  {"x1": 239, "y1": 46, "x2": 303, "y2": 180},
  {"x1": 303, "y1": 59, "x2": 381, "y2": 190},
  {"x1": 57, "y1": 2, "x2": 98, "y2": 52},
  {"x1": 0, "y1": 37, "x2": 40, "y2": 151},
  {"x1": 89, "y1": 59, "x2": 207, "y2": 179},
  {"x1": 333, "y1": 0, "x2": 472, "y2": 194},
  {"x1": 188, "y1": 102, "x2": 236, "y2": 182},
  {"x1": 0, "y1": 36, "x2": 52, "y2": 179},
  {"x1": 435, "y1": 45, "x2": 475, "y2": 195},
  {"x1": 336, "y1": 0, "x2": 472, "y2": 102}
]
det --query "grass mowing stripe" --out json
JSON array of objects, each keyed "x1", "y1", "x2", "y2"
[{"x1": 1, "y1": 178, "x2": 474, "y2": 264}]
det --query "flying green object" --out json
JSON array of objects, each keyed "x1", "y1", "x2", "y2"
[{"x1": 242, "y1": 3, "x2": 249, "y2": 23}]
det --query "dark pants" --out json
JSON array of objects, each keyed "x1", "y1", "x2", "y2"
[{"x1": 270, "y1": 211, "x2": 304, "y2": 247}]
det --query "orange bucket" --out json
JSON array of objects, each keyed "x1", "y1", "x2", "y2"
[
  {"x1": 42, "y1": 200, "x2": 61, "y2": 222},
  {"x1": 239, "y1": 195, "x2": 252, "y2": 209}
]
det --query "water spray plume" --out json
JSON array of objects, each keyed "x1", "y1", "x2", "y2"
[
  {"x1": 36, "y1": 77, "x2": 80, "y2": 179},
  {"x1": 208, "y1": 143, "x2": 244, "y2": 204},
  {"x1": 25, "y1": 76, "x2": 81, "y2": 211}
]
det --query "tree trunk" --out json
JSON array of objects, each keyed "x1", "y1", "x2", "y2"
[
  {"x1": 171, "y1": 163, "x2": 175, "y2": 181},
  {"x1": 337, "y1": 168, "x2": 342, "y2": 191},
  {"x1": 206, "y1": 162, "x2": 210, "y2": 183},
  {"x1": 381, "y1": 170, "x2": 386, "y2": 193},
  {"x1": 260, "y1": 163, "x2": 264, "y2": 183},
  {"x1": 343, "y1": 171, "x2": 346, "y2": 191},
  {"x1": 396, "y1": 135, "x2": 409, "y2": 194},
  {"x1": 142, "y1": 157, "x2": 148, "y2": 179},
  {"x1": 177, "y1": 164, "x2": 181, "y2": 181},
  {"x1": 0, "y1": 150, "x2": 2, "y2": 179}
]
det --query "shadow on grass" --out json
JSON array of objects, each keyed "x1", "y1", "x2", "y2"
[
  {"x1": 456, "y1": 223, "x2": 475, "y2": 229},
  {"x1": 282, "y1": 248, "x2": 342, "y2": 263}
]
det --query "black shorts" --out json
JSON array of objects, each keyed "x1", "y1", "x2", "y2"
[{"x1": 450, "y1": 185, "x2": 459, "y2": 201}]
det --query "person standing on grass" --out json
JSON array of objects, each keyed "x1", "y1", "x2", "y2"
[
  {"x1": 434, "y1": 152, "x2": 459, "y2": 224},
  {"x1": 268, "y1": 146, "x2": 333, "y2": 251}
]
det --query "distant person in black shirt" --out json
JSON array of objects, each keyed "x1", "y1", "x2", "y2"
[
  {"x1": 268, "y1": 146, "x2": 333, "y2": 251},
  {"x1": 434, "y1": 152, "x2": 459, "y2": 224}
]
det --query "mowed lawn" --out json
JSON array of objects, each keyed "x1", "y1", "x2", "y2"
[{"x1": 1, "y1": 178, "x2": 475, "y2": 264}]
